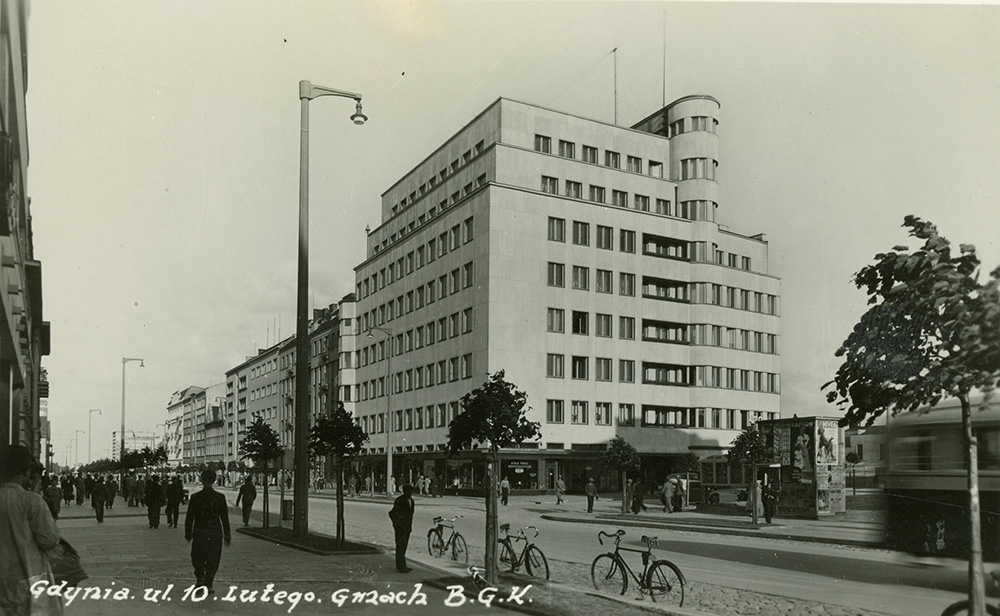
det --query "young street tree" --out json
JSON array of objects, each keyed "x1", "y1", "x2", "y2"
[
  {"x1": 447, "y1": 371, "x2": 540, "y2": 585},
  {"x1": 824, "y1": 216, "x2": 1000, "y2": 616},
  {"x1": 727, "y1": 426, "x2": 773, "y2": 524},
  {"x1": 600, "y1": 436, "x2": 641, "y2": 516},
  {"x1": 240, "y1": 415, "x2": 285, "y2": 528},
  {"x1": 309, "y1": 402, "x2": 369, "y2": 546}
]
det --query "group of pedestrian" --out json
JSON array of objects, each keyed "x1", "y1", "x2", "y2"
[
  {"x1": 415, "y1": 473, "x2": 440, "y2": 497},
  {"x1": 658, "y1": 476, "x2": 686, "y2": 513}
]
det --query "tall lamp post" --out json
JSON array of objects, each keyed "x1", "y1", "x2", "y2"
[
  {"x1": 120, "y1": 357, "x2": 144, "y2": 490},
  {"x1": 88, "y1": 409, "x2": 101, "y2": 464},
  {"x1": 367, "y1": 326, "x2": 394, "y2": 498},
  {"x1": 294, "y1": 80, "x2": 367, "y2": 538}
]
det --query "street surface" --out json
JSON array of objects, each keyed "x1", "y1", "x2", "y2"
[{"x1": 220, "y1": 486, "x2": 983, "y2": 616}]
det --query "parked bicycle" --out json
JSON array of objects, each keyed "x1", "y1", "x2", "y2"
[
  {"x1": 941, "y1": 570, "x2": 1000, "y2": 615},
  {"x1": 427, "y1": 515, "x2": 468, "y2": 563},
  {"x1": 591, "y1": 529, "x2": 685, "y2": 605},
  {"x1": 497, "y1": 523, "x2": 549, "y2": 579}
]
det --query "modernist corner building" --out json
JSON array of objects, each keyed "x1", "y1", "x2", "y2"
[{"x1": 351, "y1": 95, "x2": 781, "y2": 494}]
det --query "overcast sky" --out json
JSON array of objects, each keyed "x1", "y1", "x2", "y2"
[{"x1": 28, "y1": 1, "x2": 1000, "y2": 465}]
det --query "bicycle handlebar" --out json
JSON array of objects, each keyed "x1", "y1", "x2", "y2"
[
  {"x1": 432, "y1": 515, "x2": 463, "y2": 525},
  {"x1": 597, "y1": 529, "x2": 625, "y2": 545}
]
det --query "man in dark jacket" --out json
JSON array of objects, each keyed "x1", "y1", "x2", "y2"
[
  {"x1": 91, "y1": 476, "x2": 107, "y2": 523},
  {"x1": 185, "y1": 469, "x2": 231, "y2": 593},
  {"x1": 105, "y1": 476, "x2": 118, "y2": 509},
  {"x1": 235, "y1": 476, "x2": 256, "y2": 527},
  {"x1": 145, "y1": 476, "x2": 164, "y2": 528},
  {"x1": 388, "y1": 484, "x2": 415, "y2": 573},
  {"x1": 165, "y1": 476, "x2": 184, "y2": 528}
]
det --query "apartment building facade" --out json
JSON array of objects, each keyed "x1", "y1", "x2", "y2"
[{"x1": 351, "y1": 96, "x2": 780, "y2": 493}]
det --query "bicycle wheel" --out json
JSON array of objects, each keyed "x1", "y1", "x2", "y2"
[
  {"x1": 646, "y1": 560, "x2": 685, "y2": 606},
  {"x1": 498, "y1": 540, "x2": 517, "y2": 572},
  {"x1": 427, "y1": 529, "x2": 444, "y2": 557},
  {"x1": 525, "y1": 545, "x2": 549, "y2": 580},
  {"x1": 452, "y1": 532, "x2": 469, "y2": 563},
  {"x1": 941, "y1": 600, "x2": 1000, "y2": 616},
  {"x1": 591, "y1": 554, "x2": 626, "y2": 596}
]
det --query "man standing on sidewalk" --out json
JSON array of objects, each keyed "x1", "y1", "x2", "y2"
[
  {"x1": 388, "y1": 484, "x2": 415, "y2": 573},
  {"x1": 105, "y1": 475, "x2": 118, "y2": 510},
  {"x1": 555, "y1": 476, "x2": 565, "y2": 505},
  {"x1": 235, "y1": 476, "x2": 256, "y2": 527},
  {"x1": 185, "y1": 469, "x2": 231, "y2": 593},
  {"x1": 146, "y1": 476, "x2": 164, "y2": 529},
  {"x1": 91, "y1": 476, "x2": 107, "y2": 523},
  {"x1": 500, "y1": 476, "x2": 510, "y2": 506},
  {"x1": 165, "y1": 476, "x2": 184, "y2": 528},
  {"x1": 585, "y1": 478, "x2": 598, "y2": 513}
]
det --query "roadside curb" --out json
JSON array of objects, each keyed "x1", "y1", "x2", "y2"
[
  {"x1": 539, "y1": 514, "x2": 886, "y2": 549},
  {"x1": 235, "y1": 526, "x2": 384, "y2": 556}
]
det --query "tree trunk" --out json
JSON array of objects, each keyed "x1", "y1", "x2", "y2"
[
  {"x1": 751, "y1": 461, "x2": 759, "y2": 525},
  {"x1": 621, "y1": 471, "x2": 627, "y2": 516},
  {"x1": 961, "y1": 392, "x2": 987, "y2": 616},
  {"x1": 485, "y1": 451, "x2": 499, "y2": 584},
  {"x1": 336, "y1": 459, "x2": 345, "y2": 546},
  {"x1": 262, "y1": 463, "x2": 270, "y2": 528}
]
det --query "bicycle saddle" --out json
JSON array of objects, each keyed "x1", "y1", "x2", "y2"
[
  {"x1": 641, "y1": 535, "x2": 659, "y2": 545},
  {"x1": 433, "y1": 516, "x2": 443, "y2": 523},
  {"x1": 500, "y1": 523, "x2": 511, "y2": 531}
]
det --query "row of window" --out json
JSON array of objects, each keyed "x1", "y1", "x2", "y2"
[
  {"x1": 358, "y1": 308, "x2": 474, "y2": 368},
  {"x1": 360, "y1": 217, "x2": 475, "y2": 301},
  {"x1": 540, "y1": 177, "x2": 715, "y2": 222},
  {"x1": 359, "y1": 262, "x2": 475, "y2": 334},
  {"x1": 391, "y1": 140, "x2": 487, "y2": 216},
  {"x1": 546, "y1": 401, "x2": 772, "y2": 430},
  {"x1": 360, "y1": 400, "x2": 464, "y2": 436},
  {"x1": 358, "y1": 354, "x2": 474, "y2": 402},
  {"x1": 668, "y1": 115, "x2": 718, "y2": 138},
  {"x1": 534, "y1": 134, "x2": 665, "y2": 178},
  {"x1": 543, "y1": 355, "x2": 780, "y2": 392}
]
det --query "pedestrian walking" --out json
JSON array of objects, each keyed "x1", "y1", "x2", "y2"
[
  {"x1": 106, "y1": 476, "x2": 118, "y2": 509},
  {"x1": 429, "y1": 474, "x2": 439, "y2": 498},
  {"x1": 631, "y1": 479, "x2": 648, "y2": 514},
  {"x1": 185, "y1": 469, "x2": 232, "y2": 594},
  {"x1": 62, "y1": 475, "x2": 74, "y2": 506},
  {"x1": 84, "y1": 474, "x2": 94, "y2": 501},
  {"x1": 671, "y1": 477, "x2": 683, "y2": 512},
  {"x1": 166, "y1": 476, "x2": 184, "y2": 528},
  {"x1": 500, "y1": 477, "x2": 510, "y2": 506},
  {"x1": 388, "y1": 484, "x2": 415, "y2": 573},
  {"x1": 451, "y1": 477, "x2": 460, "y2": 496},
  {"x1": 679, "y1": 476, "x2": 689, "y2": 508},
  {"x1": 146, "y1": 476, "x2": 164, "y2": 529},
  {"x1": 762, "y1": 481, "x2": 779, "y2": 524},
  {"x1": 137, "y1": 474, "x2": 147, "y2": 507},
  {"x1": 43, "y1": 478, "x2": 62, "y2": 520},
  {"x1": 75, "y1": 474, "x2": 86, "y2": 506},
  {"x1": 347, "y1": 474, "x2": 357, "y2": 497},
  {"x1": 555, "y1": 476, "x2": 566, "y2": 505},
  {"x1": 91, "y1": 476, "x2": 107, "y2": 523},
  {"x1": 585, "y1": 477, "x2": 598, "y2": 513},
  {"x1": 125, "y1": 474, "x2": 136, "y2": 507},
  {"x1": 365, "y1": 474, "x2": 373, "y2": 496},
  {"x1": 661, "y1": 478, "x2": 675, "y2": 513},
  {"x1": 235, "y1": 476, "x2": 257, "y2": 527},
  {"x1": 747, "y1": 479, "x2": 764, "y2": 520},
  {"x1": 0, "y1": 445, "x2": 63, "y2": 615}
]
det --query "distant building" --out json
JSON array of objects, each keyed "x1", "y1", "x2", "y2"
[
  {"x1": 844, "y1": 424, "x2": 887, "y2": 484},
  {"x1": 350, "y1": 96, "x2": 781, "y2": 493},
  {"x1": 166, "y1": 386, "x2": 203, "y2": 466}
]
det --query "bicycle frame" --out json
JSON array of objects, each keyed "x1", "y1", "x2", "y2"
[
  {"x1": 599, "y1": 531, "x2": 657, "y2": 587},
  {"x1": 499, "y1": 525, "x2": 537, "y2": 570}
]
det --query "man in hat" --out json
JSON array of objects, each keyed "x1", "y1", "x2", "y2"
[
  {"x1": 185, "y1": 469, "x2": 232, "y2": 593},
  {"x1": 165, "y1": 476, "x2": 184, "y2": 528},
  {"x1": 146, "y1": 475, "x2": 164, "y2": 529},
  {"x1": 91, "y1": 475, "x2": 107, "y2": 523},
  {"x1": 388, "y1": 484, "x2": 415, "y2": 573},
  {"x1": 585, "y1": 478, "x2": 599, "y2": 513}
]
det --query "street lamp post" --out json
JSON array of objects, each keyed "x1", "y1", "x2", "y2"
[
  {"x1": 88, "y1": 409, "x2": 101, "y2": 464},
  {"x1": 74, "y1": 430, "x2": 85, "y2": 467},
  {"x1": 120, "y1": 357, "x2": 144, "y2": 490},
  {"x1": 367, "y1": 327, "x2": 394, "y2": 499},
  {"x1": 294, "y1": 80, "x2": 367, "y2": 538}
]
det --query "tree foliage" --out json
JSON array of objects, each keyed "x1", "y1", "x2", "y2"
[
  {"x1": 600, "y1": 436, "x2": 641, "y2": 476},
  {"x1": 727, "y1": 426, "x2": 772, "y2": 468},
  {"x1": 824, "y1": 215, "x2": 1000, "y2": 427},
  {"x1": 240, "y1": 415, "x2": 284, "y2": 466},
  {"x1": 447, "y1": 370, "x2": 540, "y2": 455},
  {"x1": 309, "y1": 402, "x2": 369, "y2": 461}
]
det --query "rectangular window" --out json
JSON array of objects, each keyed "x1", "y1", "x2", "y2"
[
  {"x1": 558, "y1": 140, "x2": 575, "y2": 158},
  {"x1": 541, "y1": 176, "x2": 558, "y2": 194},
  {"x1": 649, "y1": 161, "x2": 663, "y2": 178},
  {"x1": 619, "y1": 273, "x2": 635, "y2": 297},
  {"x1": 464, "y1": 217, "x2": 474, "y2": 243},
  {"x1": 605, "y1": 151, "x2": 620, "y2": 168},
  {"x1": 596, "y1": 402, "x2": 612, "y2": 426},
  {"x1": 462, "y1": 308, "x2": 473, "y2": 333},
  {"x1": 534, "y1": 134, "x2": 551, "y2": 153},
  {"x1": 595, "y1": 313, "x2": 612, "y2": 337},
  {"x1": 463, "y1": 262, "x2": 474, "y2": 288},
  {"x1": 619, "y1": 360, "x2": 635, "y2": 383},
  {"x1": 546, "y1": 400, "x2": 564, "y2": 423},
  {"x1": 619, "y1": 316, "x2": 635, "y2": 340},
  {"x1": 572, "y1": 221, "x2": 590, "y2": 246},
  {"x1": 620, "y1": 230, "x2": 636, "y2": 253},
  {"x1": 742, "y1": 256, "x2": 752, "y2": 271},
  {"x1": 572, "y1": 266, "x2": 589, "y2": 290},
  {"x1": 619, "y1": 404, "x2": 635, "y2": 426},
  {"x1": 589, "y1": 185, "x2": 605, "y2": 203},
  {"x1": 571, "y1": 401, "x2": 589, "y2": 424},
  {"x1": 547, "y1": 262, "x2": 565, "y2": 287},
  {"x1": 655, "y1": 198, "x2": 671, "y2": 215},
  {"x1": 612, "y1": 190, "x2": 628, "y2": 207},
  {"x1": 547, "y1": 308, "x2": 565, "y2": 333},
  {"x1": 572, "y1": 356, "x2": 588, "y2": 380},
  {"x1": 595, "y1": 358, "x2": 612, "y2": 382},
  {"x1": 571, "y1": 311, "x2": 589, "y2": 335},
  {"x1": 548, "y1": 217, "x2": 566, "y2": 242},
  {"x1": 596, "y1": 225, "x2": 613, "y2": 249},
  {"x1": 634, "y1": 194, "x2": 650, "y2": 212},
  {"x1": 596, "y1": 269, "x2": 613, "y2": 294},
  {"x1": 582, "y1": 145, "x2": 598, "y2": 164},
  {"x1": 627, "y1": 156, "x2": 642, "y2": 173},
  {"x1": 546, "y1": 354, "x2": 564, "y2": 378},
  {"x1": 565, "y1": 181, "x2": 582, "y2": 199}
]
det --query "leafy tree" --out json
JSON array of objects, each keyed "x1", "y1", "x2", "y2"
[
  {"x1": 727, "y1": 426, "x2": 774, "y2": 524},
  {"x1": 309, "y1": 402, "x2": 369, "y2": 545},
  {"x1": 600, "y1": 436, "x2": 641, "y2": 516},
  {"x1": 447, "y1": 371, "x2": 540, "y2": 584},
  {"x1": 824, "y1": 216, "x2": 1000, "y2": 616},
  {"x1": 240, "y1": 415, "x2": 284, "y2": 528}
]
